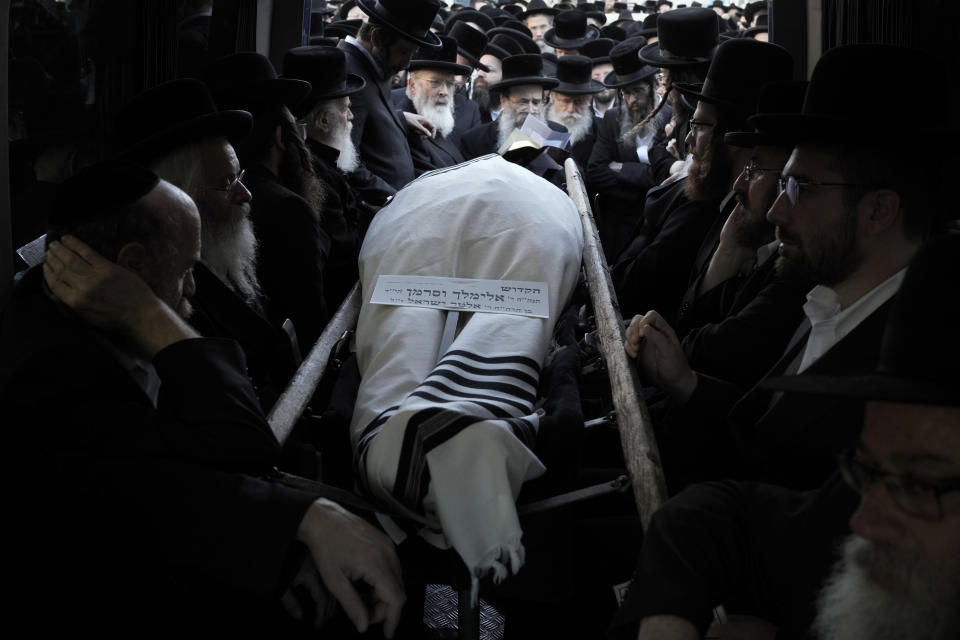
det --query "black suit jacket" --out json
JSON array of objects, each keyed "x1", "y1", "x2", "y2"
[
  {"x1": 244, "y1": 165, "x2": 330, "y2": 350},
  {"x1": 1, "y1": 268, "x2": 318, "y2": 632},
  {"x1": 338, "y1": 39, "x2": 413, "y2": 197},
  {"x1": 458, "y1": 118, "x2": 569, "y2": 160}
]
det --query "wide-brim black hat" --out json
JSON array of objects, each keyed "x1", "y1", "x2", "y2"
[
  {"x1": 448, "y1": 21, "x2": 491, "y2": 71},
  {"x1": 586, "y1": 10, "x2": 608, "y2": 25},
  {"x1": 408, "y1": 35, "x2": 473, "y2": 75},
  {"x1": 579, "y1": 37, "x2": 616, "y2": 63},
  {"x1": 749, "y1": 45, "x2": 943, "y2": 145},
  {"x1": 603, "y1": 36, "x2": 657, "y2": 87},
  {"x1": 638, "y1": 7, "x2": 717, "y2": 69},
  {"x1": 723, "y1": 80, "x2": 806, "y2": 147},
  {"x1": 357, "y1": 0, "x2": 443, "y2": 48},
  {"x1": 114, "y1": 78, "x2": 252, "y2": 164},
  {"x1": 482, "y1": 33, "x2": 525, "y2": 60},
  {"x1": 325, "y1": 19, "x2": 363, "y2": 38},
  {"x1": 283, "y1": 46, "x2": 365, "y2": 117},
  {"x1": 204, "y1": 52, "x2": 312, "y2": 111},
  {"x1": 672, "y1": 39, "x2": 792, "y2": 119},
  {"x1": 488, "y1": 26, "x2": 540, "y2": 54},
  {"x1": 552, "y1": 54, "x2": 606, "y2": 94},
  {"x1": 762, "y1": 233, "x2": 960, "y2": 407},
  {"x1": 489, "y1": 53, "x2": 559, "y2": 90},
  {"x1": 544, "y1": 9, "x2": 602, "y2": 49},
  {"x1": 521, "y1": 0, "x2": 559, "y2": 20},
  {"x1": 444, "y1": 8, "x2": 496, "y2": 33}
]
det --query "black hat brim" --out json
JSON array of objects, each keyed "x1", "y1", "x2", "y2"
[
  {"x1": 408, "y1": 60, "x2": 473, "y2": 75},
  {"x1": 586, "y1": 11, "x2": 608, "y2": 25},
  {"x1": 673, "y1": 80, "x2": 742, "y2": 113},
  {"x1": 723, "y1": 128, "x2": 798, "y2": 148},
  {"x1": 119, "y1": 110, "x2": 253, "y2": 164},
  {"x1": 482, "y1": 43, "x2": 514, "y2": 60},
  {"x1": 760, "y1": 372, "x2": 960, "y2": 407},
  {"x1": 489, "y1": 76, "x2": 560, "y2": 91},
  {"x1": 357, "y1": 0, "x2": 443, "y2": 48},
  {"x1": 543, "y1": 24, "x2": 602, "y2": 50},
  {"x1": 522, "y1": 7, "x2": 560, "y2": 19},
  {"x1": 602, "y1": 65, "x2": 657, "y2": 87},
  {"x1": 638, "y1": 40, "x2": 713, "y2": 68},
  {"x1": 552, "y1": 78, "x2": 607, "y2": 95},
  {"x1": 296, "y1": 73, "x2": 366, "y2": 118},
  {"x1": 216, "y1": 77, "x2": 313, "y2": 110},
  {"x1": 457, "y1": 48, "x2": 491, "y2": 72}
]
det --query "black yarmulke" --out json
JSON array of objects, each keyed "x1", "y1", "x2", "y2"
[{"x1": 50, "y1": 162, "x2": 160, "y2": 231}]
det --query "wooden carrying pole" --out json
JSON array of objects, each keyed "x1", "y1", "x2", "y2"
[
  {"x1": 564, "y1": 159, "x2": 668, "y2": 529},
  {"x1": 267, "y1": 281, "x2": 362, "y2": 444}
]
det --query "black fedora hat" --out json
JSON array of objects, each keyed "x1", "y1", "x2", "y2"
[
  {"x1": 489, "y1": 53, "x2": 559, "y2": 91},
  {"x1": 502, "y1": 4, "x2": 525, "y2": 19},
  {"x1": 603, "y1": 36, "x2": 657, "y2": 87},
  {"x1": 408, "y1": 35, "x2": 473, "y2": 75},
  {"x1": 638, "y1": 7, "x2": 718, "y2": 69},
  {"x1": 637, "y1": 12, "x2": 659, "y2": 37},
  {"x1": 489, "y1": 19, "x2": 533, "y2": 39},
  {"x1": 48, "y1": 162, "x2": 160, "y2": 233},
  {"x1": 113, "y1": 78, "x2": 252, "y2": 164},
  {"x1": 445, "y1": 8, "x2": 496, "y2": 33},
  {"x1": 749, "y1": 45, "x2": 945, "y2": 145},
  {"x1": 204, "y1": 52, "x2": 312, "y2": 112},
  {"x1": 723, "y1": 80, "x2": 807, "y2": 148},
  {"x1": 762, "y1": 234, "x2": 960, "y2": 407},
  {"x1": 600, "y1": 24, "x2": 628, "y2": 41},
  {"x1": 521, "y1": 0, "x2": 559, "y2": 20},
  {"x1": 672, "y1": 39, "x2": 792, "y2": 120},
  {"x1": 487, "y1": 26, "x2": 540, "y2": 54},
  {"x1": 552, "y1": 54, "x2": 606, "y2": 94},
  {"x1": 742, "y1": 0, "x2": 766, "y2": 26},
  {"x1": 283, "y1": 46, "x2": 366, "y2": 118},
  {"x1": 448, "y1": 21, "x2": 491, "y2": 71},
  {"x1": 544, "y1": 9, "x2": 601, "y2": 49},
  {"x1": 325, "y1": 19, "x2": 363, "y2": 38},
  {"x1": 482, "y1": 33, "x2": 525, "y2": 60},
  {"x1": 579, "y1": 37, "x2": 616, "y2": 64},
  {"x1": 356, "y1": 0, "x2": 443, "y2": 48}
]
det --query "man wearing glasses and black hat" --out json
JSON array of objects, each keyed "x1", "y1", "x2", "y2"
[{"x1": 338, "y1": 0, "x2": 445, "y2": 198}]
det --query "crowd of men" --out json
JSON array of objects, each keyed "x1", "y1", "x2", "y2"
[{"x1": 3, "y1": 0, "x2": 958, "y2": 638}]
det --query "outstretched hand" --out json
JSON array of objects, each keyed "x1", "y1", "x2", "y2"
[
  {"x1": 43, "y1": 235, "x2": 196, "y2": 357},
  {"x1": 403, "y1": 111, "x2": 437, "y2": 139},
  {"x1": 625, "y1": 311, "x2": 698, "y2": 404},
  {"x1": 297, "y1": 499, "x2": 406, "y2": 638}
]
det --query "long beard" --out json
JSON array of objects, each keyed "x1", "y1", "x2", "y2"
[
  {"x1": 619, "y1": 100, "x2": 654, "y2": 143},
  {"x1": 473, "y1": 80, "x2": 492, "y2": 112},
  {"x1": 326, "y1": 120, "x2": 359, "y2": 173},
  {"x1": 813, "y1": 536, "x2": 960, "y2": 640},
  {"x1": 546, "y1": 104, "x2": 593, "y2": 145},
  {"x1": 278, "y1": 127, "x2": 326, "y2": 218},
  {"x1": 496, "y1": 107, "x2": 543, "y2": 149},
  {"x1": 685, "y1": 137, "x2": 733, "y2": 201},
  {"x1": 409, "y1": 87, "x2": 456, "y2": 138},
  {"x1": 200, "y1": 202, "x2": 261, "y2": 304}
]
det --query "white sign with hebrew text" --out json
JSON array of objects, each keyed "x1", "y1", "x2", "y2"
[{"x1": 369, "y1": 275, "x2": 549, "y2": 318}]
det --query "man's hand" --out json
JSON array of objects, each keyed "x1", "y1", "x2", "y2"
[
  {"x1": 297, "y1": 498, "x2": 406, "y2": 638},
  {"x1": 625, "y1": 311, "x2": 698, "y2": 404},
  {"x1": 700, "y1": 205, "x2": 756, "y2": 294},
  {"x1": 403, "y1": 111, "x2": 437, "y2": 138},
  {"x1": 43, "y1": 235, "x2": 197, "y2": 358},
  {"x1": 609, "y1": 161, "x2": 624, "y2": 172},
  {"x1": 281, "y1": 556, "x2": 336, "y2": 630}
]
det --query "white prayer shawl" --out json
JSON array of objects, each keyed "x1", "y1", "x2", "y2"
[{"x1": 351, "y1": 155, "x2": 583, "y2": 588}]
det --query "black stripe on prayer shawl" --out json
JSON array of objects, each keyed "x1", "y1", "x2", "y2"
[
  {"x1": 505, "y1": 416, "x2": 537, "y2": 447},
  {"x1": 434, "y1": 357, "x2": 539, "y2": 389},
  {"x1": 441, "y1": 349, "x2": 542, "y2": 374},
  {"x1": 419, "y1": 379, "x2": 532, "y2": 413},
  {"x1": 425, "y1": 368, "x2": 537, "y2": 403},
  {"x1": 410, "y1": 390, "x2": 516, "y2": 419}
]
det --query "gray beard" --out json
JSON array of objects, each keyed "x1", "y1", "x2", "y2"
[
  {"x1": 813, "y1": 536, "x2": 960, "y2": 640},
  {"x1": 201, "y1": 203, "x2": 262, "y2": 305},
  {"x1": 408, "y1": 86, "x2": 456, "y2": 138},
  {"x1": 323, "y1": 122, "x2": 359, "y2": 173},
  {"x1": 545, "y1": 104, "x2": 593, "y2": 145},
  {"x1": 496, "y1": 107, "x2": 544, "y2": 149}
]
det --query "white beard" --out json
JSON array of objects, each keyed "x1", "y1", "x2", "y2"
[
  {"x1": 201, "y1": 203, "x2": 262, "y2": 304},
  {"x1": 408, "y1": 85, "x2": 456, "y2": 138},
  {"x1": 813, "y1": 536, "x2": 960, "y2": 640},
  {"x1": 328, "y1": 121, "x2": 359, "y2": 173},
  {"x1": 546, "y1": 104, "x2": 593, "y2": 146},
  {"x1": 496, "y1": 106, "x2": 544, "y2": 150}
]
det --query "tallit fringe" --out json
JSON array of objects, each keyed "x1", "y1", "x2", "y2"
[{"x1": 470, "y1": 535, "x2": 526, "y2": 606}]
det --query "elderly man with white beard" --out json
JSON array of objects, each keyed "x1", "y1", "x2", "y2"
[
  {"x1": 459, "y1": 54, "x2": 567, "y2": 160},
  {"x1": 285, "y1": 45, "x2": 368, "y2": 309},
  {"x1": 392, "y1": 35, "x2": 468, "y2": 175},
  {"x1": 114, "y1": 78, "x2": 300, "y2": 407},
  {"x1": 544, "y1": 54, "x2": 604, "y2": 170}
]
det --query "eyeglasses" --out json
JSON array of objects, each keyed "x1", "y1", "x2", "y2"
[
  {"x1": 210, "y1": 169, "x2": 246, "y2": 193},
  {"x1": 423, "y1": 78, "x2": 457, "y2": 91},
  {"x1": 551, "y1": 94, "x2": 592, "y2": 108},
  {"x1": 688, "y1": 118, "x2": 716, "y2": 134},
  {"x1": 837, "y1": 449, "x2": 960, "y2": 521},
  {"x1": 508, "y1": 96, "x2": 544, "y2": 108},
  {"x1": 740, "y1": 159, "x2": 781, "y2": 182},
  {"x1": 777, "y1": 175, "x2": 871, "y2": 207},
  {"x1": 622, "y1": 85, "x2": 651, "y2": 99}
]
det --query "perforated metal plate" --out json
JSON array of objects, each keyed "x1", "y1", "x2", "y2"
[{"x1": 423, "y1": 584, "x2": 504, "y2": 640}]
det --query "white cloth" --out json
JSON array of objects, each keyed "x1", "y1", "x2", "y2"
[
  {"x1": 797, "y1": 269, "x2": 906, "y2": 373},
  {"x1": 351, "y1": 156, "x2": 583, "y2": 585}
]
